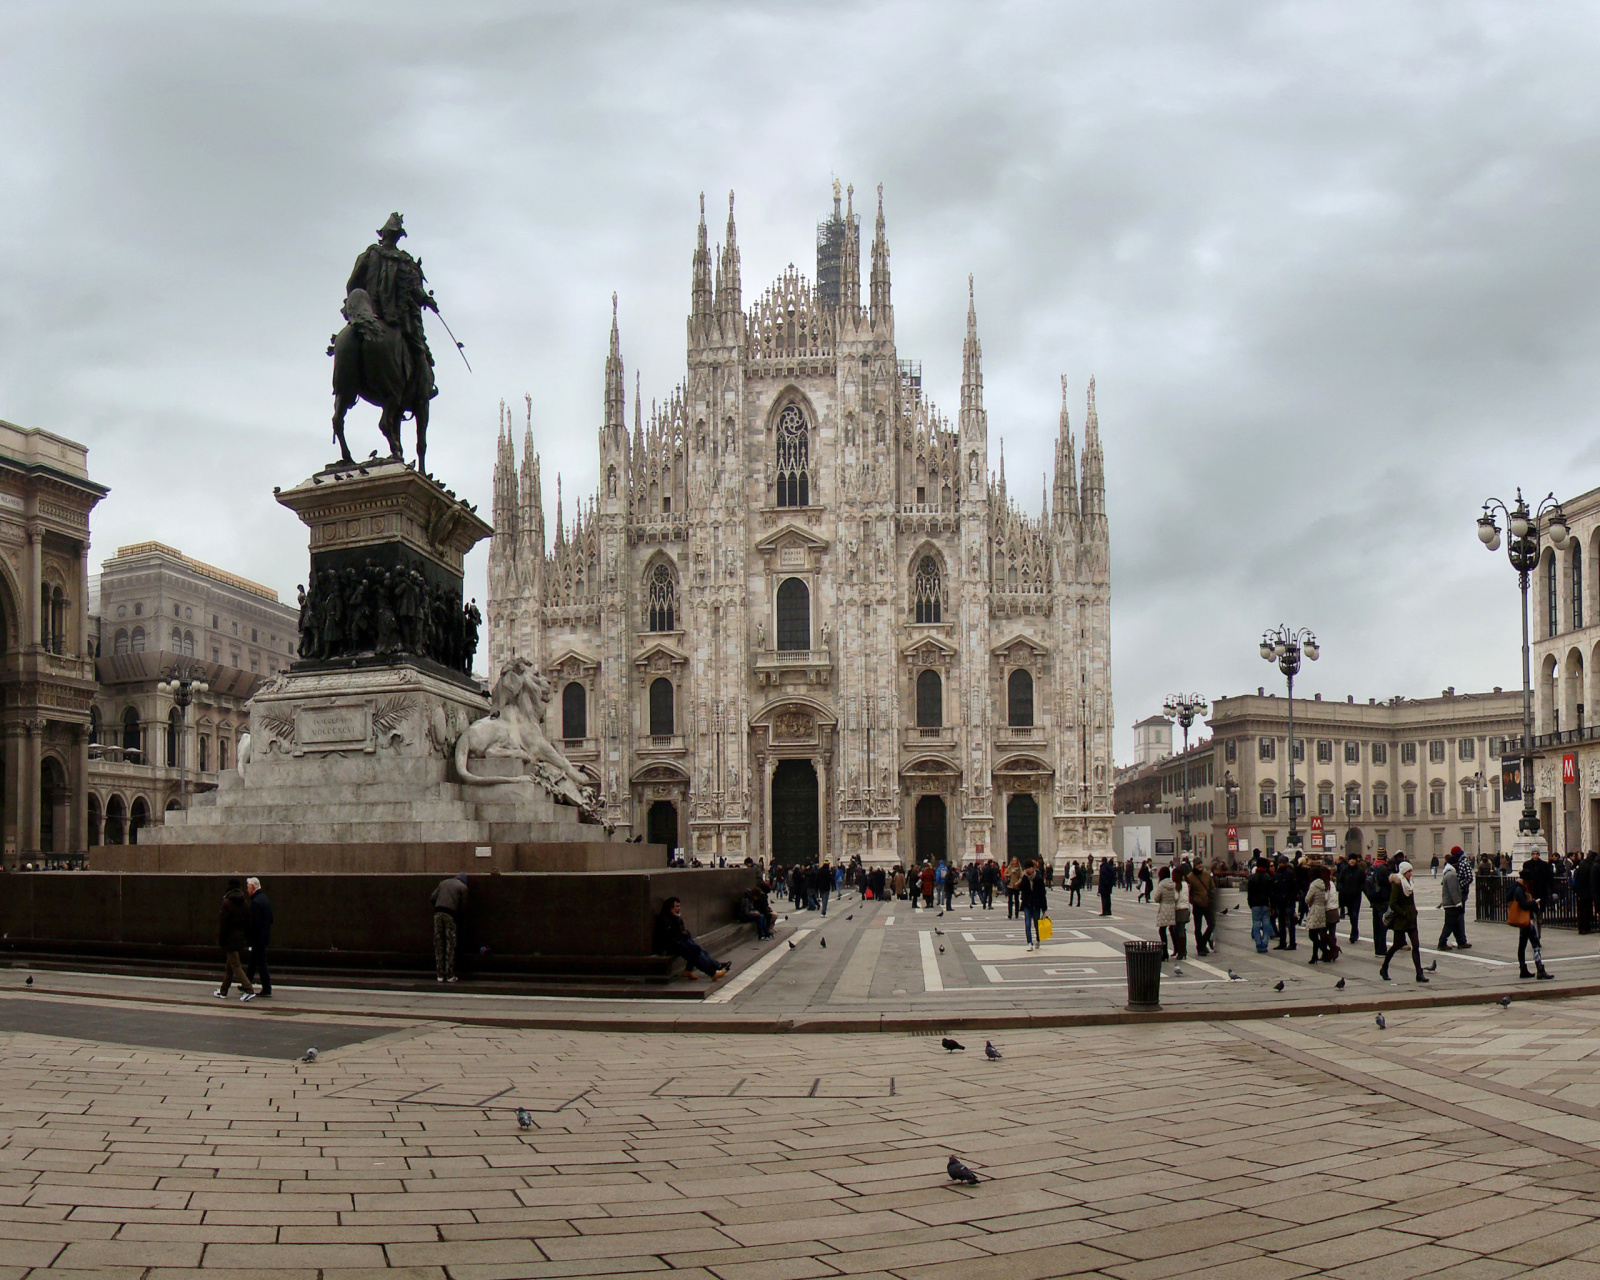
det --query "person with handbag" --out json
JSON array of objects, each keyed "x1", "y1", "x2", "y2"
[
  {"x1": 1152, "y1": 866, "x2": 1178, "y2": 961},
  {"x1": 1172, "y1": 868, "x2": 1191, "y2": 961},
  {"x1": 1019, "y1": 860, "x2": 1049, "y2": 950},
  {"x1": 1509, "y1": 871, "x2": 1553, "y2": 979},
  {"x1": 1379, "y1": 861, "x2": 1428, "y2": 983},
  {"x1": 1304, "y1": 867, "x2": 1333, "y2": 964}
]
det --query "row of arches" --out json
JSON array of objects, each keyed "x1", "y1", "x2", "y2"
[
  {"x1": 85, "y1": 793, "x2": 151, "y2": 846},
  {"x1": 89, "y1": 706, "x2": 233, "y2": 770}
]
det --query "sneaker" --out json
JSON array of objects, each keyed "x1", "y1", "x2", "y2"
[
  {"x1": 712, "y1": 966, "x2": 731, "y2": 980},
  {"x1": 446, "y1": 975, "x2": 459, "y2": 983},
  {"x1": 240, "y1": 992, "x2": 256, "y2": 1003},
  {"x1": 213, "y1": 989, "x2": 226, "y2": 999}
]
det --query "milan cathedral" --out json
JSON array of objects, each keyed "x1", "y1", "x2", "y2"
[{"x1": 487, "y1": 185, "x2": 1113, "y2": 869}]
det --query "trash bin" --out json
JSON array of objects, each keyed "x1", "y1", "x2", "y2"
[{"x1": 1124, "y1": 940, "x2": 1163, "y2": 1011}]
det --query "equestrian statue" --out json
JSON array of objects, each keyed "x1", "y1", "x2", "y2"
[{"x1": 329, "y1": 212, "x2": 462, "y2": 475}]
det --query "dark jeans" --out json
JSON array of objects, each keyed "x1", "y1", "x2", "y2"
[
  {"x1": 1382, "y1": 925, "x2": 1424, "y2": 977},
  {"x1": 981, "y1": 886, "x2": 994, "y2": 909},
  {"x1": 818, "y1": 886, "x2": 830, "y2": 915},
  {"x1": 675, "y1": 939, "x2": 721, "y2": 976},
  {"x1": 1159, "y1": 924, "x2": 1185, "y2": 961},
  {"x1": 1195, "y1": 906, "x2": 1214, "y2": 954},
  {"x1": 1273, "y1": 905, "x2": 1296, "y2": 948},
  {"x1": 1439, "y1": 906, "x2": 1467, "y2": 949},
  {"x1": 1341, "y1": 895, "x2": 1362, "y2": 942},
  {"x1": 1518, "y1": 920, "x2": 1544, "y2": 973},
  {"x1": 247, "y1": 942, "x2": 272, "y2": 995},
  {"x1": 1369, "y1": 902, "x2": 1388, "y2": 955},
  {"x1": 1006, "y1": 887, "x2": 1020, "y2": 918},
  {"x1": 1068, "y1": 886, "x2": 1082, "y2": 906},
  {"x1": 1023, "y1": 906, "x2": 1042, "y2": 945},
  {"x1": 741, "y1": 908, "x2": 771, "y2": 940},
  {"x1": 1099, "y1": 890, "x2": 1113, "y2": 916}
]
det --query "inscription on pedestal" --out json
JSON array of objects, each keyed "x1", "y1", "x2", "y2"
[{"x1": 295, "y1": 704, "x2": 372, "y2": 754}]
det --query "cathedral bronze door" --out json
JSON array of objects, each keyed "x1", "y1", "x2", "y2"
[
  {"x1": 915, "y1": 795, "x2": 947, "y2": 863},
  {"x1": 771, "y1": 759, "x2": 819, "y2": 864},
  {"x1": 1007, "y1": 793, "x2": 1039, "y2": 865}
]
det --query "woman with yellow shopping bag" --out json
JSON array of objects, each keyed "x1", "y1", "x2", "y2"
[{"x1": 1020, "y1": 860, "x2": 1050, "y2": 951}]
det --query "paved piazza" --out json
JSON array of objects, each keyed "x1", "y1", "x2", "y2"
[{"x1": 14, "y1": 882, "x2": 1600, "y2": 1275}]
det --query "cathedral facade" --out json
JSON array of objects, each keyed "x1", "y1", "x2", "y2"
[{"x1": 487, "y1": 186, "x2": 1113, "y2": 869}]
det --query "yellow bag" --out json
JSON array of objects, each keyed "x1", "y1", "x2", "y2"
[{"x1": 1038, "y1": 917, "x2": 1053, "y2": 941}]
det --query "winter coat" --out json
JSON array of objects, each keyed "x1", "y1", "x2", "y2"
[
  {"x1": 1153, "y1": 878, "x2": 1176, "y2": 927},
  {"x1": 431, "y1": 876, "x2": 468, "y2": 916},
  {"x1": 1439, "y1": 865, "x2": 1464, "y2": 910},
  {"x1": 1097, "y1": 860, "x2": 1114, "y2": 893},
  {"x1": 1522, "y1": 856, "x2": 1554, "y2": 910},
  {"x1": 1303, "y1": 879, "x2": 1328, "y2": 930},
  {"x1": 1187, "y1": 870, "x2": 1211, "y2": 911},
  {"x1": 248, "y1": 888, "x2": 273, "y2": 947},
  {"x1": 218, "y1": 889, "x2": 251, "y2": 953},
  {"x1": 1247, "y1": 867, "x2": 1273, "y2": 907},
  {"x1": 1019, "y1": 873, "x2": 1048, "y2": 913},
  {"x1": 1387, "y1": 877, "x2": 1418, "y2": 933},
  {"x1": 1005, "y1": 862, "x2": 1024, "y2": 890},
  {"x1": 1269, "y1": 868, "x2": 1297, "y2": 910}
]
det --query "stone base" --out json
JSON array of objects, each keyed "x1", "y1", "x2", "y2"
[
  {"x1": 91, "y1": 840, "x2": 665, "y2": 874},
  {"x1": 142, "y1": 660, "x2": 611, "y2": 856}
]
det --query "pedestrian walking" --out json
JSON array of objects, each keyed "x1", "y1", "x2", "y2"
[
  {"x1": 1138, "y1": 860, "x2": 1153, "y2": 902},
  {"x1": 981, "y1": 859, "x2": 999, "y2": 910},
  {"x1": 1336, "y1": 852, "x2": 1365, "y2": 945},
  {"x1": 1153, "y1": 867, "x2": 1177, "y2": 961},
  {"x1": 1005, "y1": 858, "x2": 1023, "y2": 919},
  {"x1": 1365, "y1": 851, "x2": 1392, "y2": 956},
  {"x1": 1509, "y1": 870, "x2": 1553, "y2": 980},
  {"x1": 1430, "y1": 852, "x2": 1440, "y2": 879},
  {"x1": 215, "y1": 878, "x2": 256, "y2": 1001},
  {"x1": 1247, "y1": 858, "x2": 1273, "y2": 952},
  {"x1": 430, "y1": 872, "x2": 468, "y2": 983},
  {"x1": 1067, "y1": 861, "x2": 1084, "y2": 907},
  {"x1": 1438, "y1": 848, "x2": 1471, "y2": 951},
  {"x1": 1271, "y1": 857, "x2": 1297, "y2": 951},
  {"x1": 1020, "y1": 861, "x2": 1048, "y2": 950},
  {"x1": 1304, "y1": 867, "x2": 1333, "y2": 964},
  {"x1": 1379, "y1": 861, "x2": 1428, "y2": 984},
  {"x1": 816, "y1": 862, "x2": 832, "y2": 916},
  {"x1": 1097, "y1": 857, "x2": 1115, "y2": 916},
  {"x1": 1171, "y1": 871, "x2": 1190, "y2": 960},
  {"x1": 245, "y1": 876, "x2": 273, "y2": 999},
  {"x1": 1187, "y1": 861, "x2": 1215, "y2": 956}
]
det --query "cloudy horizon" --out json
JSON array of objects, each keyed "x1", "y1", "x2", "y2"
[{"x1": 3, "y1": 2, "x2": 1598, "y2": 761}]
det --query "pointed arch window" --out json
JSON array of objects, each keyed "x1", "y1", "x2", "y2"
[
  {"x1": 776, "y1": 578, "x2": 810, "y2": 651},
  {"x1": 1008, "y1": 669, "x2": 1034, "y2": 728},
  {"x1": 562, "y1": 681, "x2": 587, "y2": 740},
  {"x1": 775, "y1": 405, "x2": 809, "y2": 507},
  {"x1": 912, "y1": 556, "x2": 943, "y2": 624},
  {"x1": 649, "y1": 677, "x2": 675, "y2": 736},
  {"x1": 645, "y1": 562, "x2": 677, "y2": 632},
  {"x1": 916, "y1": 669, "x2": 942, "y2": 728}
]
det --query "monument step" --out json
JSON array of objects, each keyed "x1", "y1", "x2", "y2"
[
  {"x1": 144, "y1": 819, "x2": 593, "y2": 845},
  {"x1": 165, "y1": 796, "x2": 566, "y2": 826}
]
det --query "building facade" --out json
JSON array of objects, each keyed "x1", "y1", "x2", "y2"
[
  {"x1": 1209, "y1": 688, "x2": 1522, "y2": 865},
  {"x1": 85, "y1": 543, "x2": 295, "y2": 847},
  {"x1": 1132, "y1": 713, "x2": 1172, "y2": 767},
  {"x1": 1529, "y1": 481, "x2": 1600, "y2": 851},
  {"x1": 0, "y1": 419, "x2": 107, "y2": 867},
  {"x1": 487, "y1": 186, "x2": 1115, "y2": 868}
]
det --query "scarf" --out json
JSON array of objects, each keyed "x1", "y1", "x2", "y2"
[{"x1": 1396, "y1": 861, "x2": 1415, "y2": 896}]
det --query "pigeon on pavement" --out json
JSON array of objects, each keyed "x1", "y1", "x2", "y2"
[
  {"x1": 1335, "y1": 978, "x2": 1346, "y2": 990},
  {"x1": 939, "y1": 945, "x2": 945, "y2": 953},
  {"x1": 1228, "y1": 970, "x2": 1241, "y2": 980},
  {"x1": 788, "y1": 941, "x2": 797, "y2": 950},
  {"x1": 301, "y1": 1048, "x2": 319, "y2": 1062},
  {"x1": 25, "y1": 976, "x2": 33, "y2": 986},
  {"x1": 1274, "y1": 980, "x2": 1285, "y2": 992},
  {"x1": 516, "y1": 1108, "x2": 532, "y2": 1130},
  {"x1": 1499, "y1": 994, "x2": 1513, "y2": 1008},
  {"x1": 1428, "y1": 960, "x2": 1438, "y2": 972},
  {"x1": 820, "y1": 938, "x2": 827, "y2": 949},
  {"x1": 947, "y1": 1155, "x2": 981, "y2": 1184},
  {"x1": 846, "y1": 914, "x2": 854, "y2": 920},
  {"x1": 942, "y1": 1038, "x2": 965, "y2": 1052},
  {"x1": 985, "y1": 1041, "x2": 1002, "y2": 1060},
  {"x1": 1174, "y1": 967, "x2": 1183, "y2": 976},
  {"x1": 934, "y1": 928, "x2": 945, "y2": 936},
  {"x1": 1375, "y1": 1014, "x2": 1386, "y2": 1029}
]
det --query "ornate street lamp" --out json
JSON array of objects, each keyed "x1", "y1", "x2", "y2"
[
  {"x1": 1260, "y1": 626, "x2": 1319, "y2": 851},
  {"x1": 1163, "y1": 694, "x2": 1208, "y2": 857},
  {"x1": 1477, "y1": 488, "x2": 1568, "y2": 847},
  {"x1": 156, "y1": 659, "x2": 210, "y2": 810}
]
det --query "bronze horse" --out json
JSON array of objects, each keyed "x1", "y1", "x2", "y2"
[{"x1": 329, "y1": 288, "x2": 431, "y2": 474}]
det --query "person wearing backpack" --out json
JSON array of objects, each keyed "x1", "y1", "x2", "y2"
[{"x1": 1365, "y1": 851, "x2": 1392, "y2": 957}]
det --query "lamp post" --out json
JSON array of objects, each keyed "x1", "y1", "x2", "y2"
[
  {"x1": 1163, "y1": 694, "x2": 1208, "y2": 858},
  {"x1": 156, "y1": 660, "x2": 210, "y2": 810},
  {"x1": 1464, "y1": 769, "x2": 1487, "y2": 863},
  {"x1": 1260, "y1": 626, "x2": 1319, "y2": 851},
  {"x1": 1476, "y1": 489, "x2": 1568, "y2": 850}
]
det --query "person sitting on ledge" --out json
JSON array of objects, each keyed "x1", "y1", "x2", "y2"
[
  {"x1": 738, "y1": 887, "x2": 775, "y2": 941},
  {"x1": 655, "y1": 897, "x2": 730, "y2": 979}
]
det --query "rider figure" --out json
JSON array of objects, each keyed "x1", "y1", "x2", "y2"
[{"x1": 345, "y1": 213, "x2": 438, "y2": 406}]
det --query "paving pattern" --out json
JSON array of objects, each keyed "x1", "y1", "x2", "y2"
[{"x1": 12, "y1": 989, "x2": 1600, "y2": 1276}]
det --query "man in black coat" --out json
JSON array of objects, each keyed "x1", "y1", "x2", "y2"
[
  {"x1": 1522, "y1": 847, "x2": 1555, "y2": 916},
  {"x1": 1270, "y1": 857, "x2": 1297, "y2": 950},
  {"x1": 1336, "y1": 853, "x2": 1366, "y2": 945},
  {"x1": 1365, "y1": 852, "x2": 1392, "y2": 956},
  {"x1": 1097, "y1": 857, "x2": 1115, "y2": 917},
  {"x1": 245, "y1": 876, "x2": 274, "y2": 998},
  {"x1": 215, "y1": 878, "x2": 256, "y2": 1001}
]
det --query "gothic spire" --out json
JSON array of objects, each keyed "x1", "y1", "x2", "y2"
[
  {"x1": 604, "y1": 292, "x2": 624, "y2": 442},
  {"x1": 716, "y1": 190, "x2": 741, "y2": 325},
  {"x1": 554, "y1": 473, "x2": 565, "y2": 548},
  {"x1": 840, "y1": 182, "x2": 861, "y2": 317},
  {"x1": 959, "y1": 274, "x2": 986, "y2": 444},
  {"x1": 869, "y1": 183, "x2": 891, "y2": 328},
  {"x1": 1080, "y1": 376, "x2": 1105, "y2": 523},
  {"x1": 1055, "y1": 374, "x2": 1080, "y2": 529},
  {"x1": 691, "y1": 193, "x2": 712, "y2": 334}
]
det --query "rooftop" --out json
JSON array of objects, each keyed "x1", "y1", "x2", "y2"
[{"x1": 105, "y1": 542, "x2": 279, "y2": 603}]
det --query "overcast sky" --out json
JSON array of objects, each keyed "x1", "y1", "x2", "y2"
[{"x1": 3, "y1": 2, "x2": 1598, "y2": 762}]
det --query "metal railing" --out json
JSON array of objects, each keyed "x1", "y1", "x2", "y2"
[{"x1": 1475, "y1": 872, "x2": 1580, "y2": 929}]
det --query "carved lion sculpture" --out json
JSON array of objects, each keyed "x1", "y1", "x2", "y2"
[{"x1": 454, "y1": 657, "x2": 598, "y2": 812}]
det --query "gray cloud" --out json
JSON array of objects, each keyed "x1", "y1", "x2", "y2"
[{"x1": 2, "y1": 1, "x2": 1598, "y2": 759}]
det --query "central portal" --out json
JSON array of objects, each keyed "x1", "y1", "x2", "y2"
[
  {"x1": 915, "y1": 794, "x2": 948, "y2": 862},
  {"x1": 771, "y1": 759, "x2": 819, "y2": 864},
  {"x1": 1007, "y1": 792, "x2": 1039, "y2": 865}
]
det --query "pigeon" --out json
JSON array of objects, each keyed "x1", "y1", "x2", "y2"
[
  {"x1": 942, "y1": 1038, "x2": 965, "y2": 1052},
  {"x1": 788, "y1": 941, "x2": 797, "y2": 950},
  {"x1": 1228, "y1": 969, "x2": 1241, "y2": 981},
  {"x1": 947, "y1": 1154, "x2": 980, "y2": 1184},
  {"x1": 1222, "y1": 907, "x2": 1231, "y2": 915},
  {"x1": 934, "y1": 928, "x2": 945, "y2": 936},
  {"x1": 1375, "y1": 1014, "x2": 1386, "y2": 1029},
  {"x1": 1273, "y1": 980, "x2": 1285, "y2": 992},
  {"x1": 516, "y1": 1108, "x2": 532, "y2": 1130},
  {"x1": 1428, "y1": 960, "x2": 1438, "y2": 972},
  {"x1": 1174, "y1": 967, "x2": 1184, "y2": 976},
  {"x1": 25, "y1": 975, "x2": 32, "y2": 986},
  {"x1": 937, "y1": 910, "x2": 945, "y2": 918},
  {"x1": 301, "y1": 1048, "x2": 319, "y2": 1062},
  {"x1": 846, "y1": 914, "x2": 854, "y2": 920},
  {"x1": 819, "y1": 938, "x2": 827, "y2": 949},
  {"x1": 1499, "y1": 994, "x2": 1513, "y2": 1008},
  {"x1": 939, "y1": 945, "x2": 946, "y2": 954},
  {"x1": 985, "y1": 1041, "x2": 1002, "y2": 1060},
  {"x1": 1335, "y1": 978, "x2": 1345, "y2": 990}
]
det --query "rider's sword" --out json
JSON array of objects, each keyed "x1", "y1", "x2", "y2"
[{"x1": 425, "y1": 288, "x2": 472, "y2": 373}]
